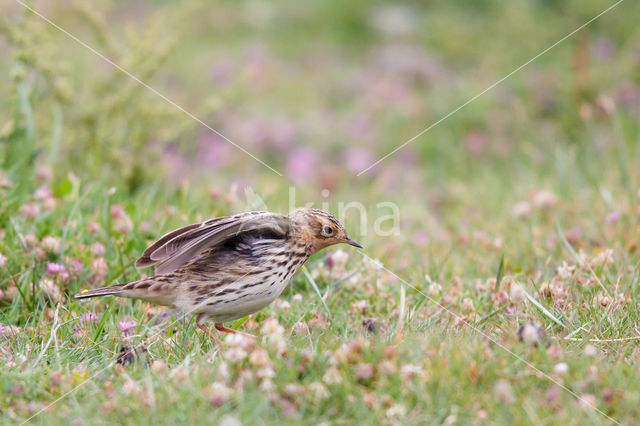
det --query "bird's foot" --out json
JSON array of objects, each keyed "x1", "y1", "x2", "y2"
[
  {"x1": 215, "y1": 323, "x2": 255, "y2": 338},
  {"x1": 197, "y1": 323, "x2": 222, "y2": 345}
]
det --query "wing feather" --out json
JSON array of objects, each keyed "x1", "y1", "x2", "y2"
[{"x1": 135, "y1": 212, "x2": 290, "y2": 274}]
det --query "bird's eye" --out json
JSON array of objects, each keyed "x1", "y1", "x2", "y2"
[{"x1": 322, "y1": 225, "x2": 334, "y2": 236}]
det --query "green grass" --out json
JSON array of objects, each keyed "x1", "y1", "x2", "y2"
[{"x1": 2, "y1": 0, "x2": 640, "y2": 424}]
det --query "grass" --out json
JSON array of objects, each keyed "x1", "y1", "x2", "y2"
[{"x1": 2, "y1": 0, "x2": 640, "y2": 424}]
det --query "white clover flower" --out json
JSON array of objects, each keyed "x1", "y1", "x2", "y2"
[
  {"x1": 512, "y1": 201, "x2": 531, "y2": 219},
  {"x1": 554, "y1": 363, "x2": 568, "y2": 376},
  {"x1": 509, "y1": 283, "x2": 527, "y2": 304}
]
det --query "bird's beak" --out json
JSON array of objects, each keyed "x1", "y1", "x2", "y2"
[{"x1": 343, "y1": 237, "x2": 363, "y2": 249}]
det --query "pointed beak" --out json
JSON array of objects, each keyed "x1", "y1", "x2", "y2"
[{"x1": 343, "y1": 237, "x2": 363, "y2": 249}]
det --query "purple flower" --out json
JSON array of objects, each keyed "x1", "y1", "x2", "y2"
[
  {"x1": 345, "y1": 147, "x2": 374, "y2": 174},
  {"x1": 0, "y1": 325, "x2": 21, "y2": 338},
  {"x1": 46, "y1": 262, "x2": 67, "y2": 275},
  {"x1": 78, "y1": 312, "x2": 99, "y2": 327},
  {"x1": 118, "y1": 320, "x2": 137, "y2": 337},
  {"x1": 605, "y1": 211, "x2": 621, "y2": 223},
  {"x1": 285, "y1": 147, "x2": 319, "y2": 184},
  {"x1": 412, "y1": 231, "x2": 429, "y2": 246},
  {"x1": 71, "y1": 259, "x2": 83, "y2": 274}
]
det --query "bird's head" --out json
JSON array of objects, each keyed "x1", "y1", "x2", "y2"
[{"x1": 290, "y1": 208, "x2": 362, "y2": 253}]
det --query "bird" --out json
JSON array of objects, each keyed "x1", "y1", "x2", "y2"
[{"x1": 75, "y1": 208, "x2": 362, "y2": 342}]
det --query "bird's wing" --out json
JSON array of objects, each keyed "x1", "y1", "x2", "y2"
[{"x1": 135, "y1": 211, "x2": 290, "y2": 274}]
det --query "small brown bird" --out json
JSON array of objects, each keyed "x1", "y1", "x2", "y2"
[{"x1": 75, "y1": 209, "x2": 361, "y2": 341}]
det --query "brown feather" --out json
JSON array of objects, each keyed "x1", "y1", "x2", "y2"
[{"x1": 136, "y1": 212, "x2": 290, "y2": 274}]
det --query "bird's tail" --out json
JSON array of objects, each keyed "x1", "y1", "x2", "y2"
[{"x1": 74, "y1": 283, "x2": 126, "y2": 300}]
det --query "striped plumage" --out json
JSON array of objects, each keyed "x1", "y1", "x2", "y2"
[{"x1": 75, "y1": 209, "x2": 361, "y2": 341}]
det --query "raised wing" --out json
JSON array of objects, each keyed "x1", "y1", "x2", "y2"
[{"x1": 135, "y1": 211, "x2": 290, "y2": 274}]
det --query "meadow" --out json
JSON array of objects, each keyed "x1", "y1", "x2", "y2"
[{"x1": 1, "y1": 0, "x2": 640, "y2": 424}]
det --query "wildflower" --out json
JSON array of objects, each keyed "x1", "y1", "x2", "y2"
[
  {"x1": 509, "y1": 283, "x2": 527, "y2": 304},
  {"x1": 78, "y1": 312, "x2": 99, "y2": 327},
  {"x1": 323, "y1": 367, "x2": 342, "y2": 384},
  {"x1": 350, "y1": 299, "x2": 368, "y2": 315},
  {"x1": 259, "y1": 378, "x2": 274, "y2": 391},
  {"x1": 34, "y1": 186, "x2": 52, "y2": 201},
  {"x1": 46, "y1": 262, "x2": 67, "y2": 275},
  {"x1": 224, "y1": 342, "x2": 249, "y2": 362},
  {"x1": 592, "y1": 249, "x2": 614, "y2": 267},
  {"x1": 584, "y1": 344, "x2": 597, "y2": 357},
  {"x1": 293, "y1": 321, "x2": 309, "y2": 334},
  {"x1": 553, "y1": 363, "x2": 568, "y2": 376},
  {"x1": 204, "y1": 382, "x2": 230, "y2": 407},
  {"x1": 0, "y1": 324, "x2": 21, "y2": 338},
  {"x1": 532, "y1": 189, "x2": 558, "y2": 210},
  {"x1": 556, "y1": 262, "x2": 575, "y2": 280},
  {"x1": 494, "y1": 379, "x2": 515, "y2": 403},
  {"x1": 378, "y1": 360, "x2": 396, "y2": 375},
  {"x1": 546, "y1": 344, "x2": 563, "y2": 360},
  {"x1": 596, "y1": 95, "x2": 616, "y2": 115},
  {"x1": 71, "y1": 259, "x2": 83, "y2": 274},
  {"x1": 123, "y1": 380, "x2": 141, "y2": 396},
  {"x1": 171, "y1": 366, "x2": 190, "y2": 385},
  {"x1": 605, "y1": 211, "x2": 621, "y2": 223},
  {"x1": 546, "y1": 386, "x2": 560, "y2": 405},
  {"x1": 274, "y1": 300, "x2": 290, "y2": 310},
  {"x1": 219, "y1": 415, "x2": 241, "y2": 426},
  {"x1": 91, "y1": 243, "x2": 105, "y2": 256},
  {"x1": 260, "y1": 318, "x2": 284, "y2": 336},
  {"x1": 283, "y1": 383, "x2": 305, "y2": 400},
  {"x1": 413, "y1": 231, "x2": 429, "y2": 245},
  {"x1": 118, "y1": 320, "x2": 137, "y2": 337},
  {"x1": 91, "y1": 257, "x2": 108, "y2": 276},
  {"x1": 285, "y1": 147, "x2": 318, "y2": 184},
  {"x1": 151, "y1": 360, "x2": 166, "y2": 373},
  {"x1": 595, "y1": 293, "x2": 612, "y2": 307},
  {"x1": 0, "y1": 253, "x2": 6, "y2": 269},
  {"x1": 256, "y1": 367, "x2": 275, "y2": 380},
  {"x1": 249, "y1": 347, "x2": 270, "y2": 367},
  {"x1": 491, "y1": 290, "x2": 508, "y2": 305},
  {"x1": 35, "y1": 164, "x2": 53, "y2": 182},
  {"x1": 114, "y1": 216, "x2": 133, "y2": 234},
  {"x1": 518, "y1": 323, "x2": 546, "y2": 346},
  {"x1": 139, "y1": 221, "x2": 152, "y2": 234},
  {"x1": 41, "y1": 236, "x2": 61, "y2": 253},
  {"x1": 87, "y1": 222, "x2": 101, "y2": 234},
  {"x1": 110, "y1": 205, "x2": 125, "y2": 219},
  {"x1": 308, "y1": 382, "x2": 329, "y2": 400},
  {"x1": 385, "y1": 403, "x2": 407, "y2": 419},
  {"x1": 460, "y1": 297, "x2": 475, "y2": 313},
  {"x1": 400, "y1": 364, "x2": 424, "y2": 381},
  {"x1": 292, "y1": 293, "x2": 303, "y2": 303},
  {"x1": 426, "y1": 282, "x2": 441, "y2": 297},
  {"x1": 23, "y1": 233, "x2": 39, "y2": 248},
  {"x1": 40, "y1": 278, "x2": 64, "y2": 303},
  {"x1": 328, "y1": 249, "x2": 349, "y2": 270},
  {"x1": 42, "y1": 197, "x2": 57, "y2": 211},
  {"x1": 49, "y1": 371, "x2": 67, "y2": 387},
  {"x1": 355, "y1": 363, "x2": 374, "y2": 380},
  {"x1": 21, "y1": 203, "x2": 41, "y2": 218},
  {"x1": 578, "y1": 394, "x2": 597, "y2": 411}
]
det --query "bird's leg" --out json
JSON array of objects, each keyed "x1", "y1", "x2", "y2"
[
  {"x1": 215, "y1": 323, "x2": 255, "y2": 338},
  {"x1": 196, "y1": 314, "x2": 221, "y2": 345}
]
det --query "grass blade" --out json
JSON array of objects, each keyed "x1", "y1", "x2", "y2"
[
  {"x1": 525, "y1": 292, "x2": 565, "y2": 329},
  {"x1": 494, "y1": 255, "x2": 504, "y2": 292},
  {"x1": 301, "y1": 266, "x2": 331, "y2": 316}
]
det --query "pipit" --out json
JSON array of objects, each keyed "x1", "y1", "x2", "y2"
[{"x1": 75, "y1": 209, "x2": 361, "y2": 342}]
